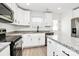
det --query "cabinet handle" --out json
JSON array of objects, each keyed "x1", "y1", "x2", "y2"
[
  {"x1": 62, "y1": 50, "x2": 70, "y2": 56},
  {"x1": 53, "y1": 51, "x2": 55, "y2": 56}
]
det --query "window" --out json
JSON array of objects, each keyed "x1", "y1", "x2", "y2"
[{"x1": 31, "y1": 17, "x2": 43, "y2": 23}]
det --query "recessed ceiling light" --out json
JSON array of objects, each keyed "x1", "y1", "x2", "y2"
[{"x1": 57, "y1": 7, "x2": 61, "y2": 10}]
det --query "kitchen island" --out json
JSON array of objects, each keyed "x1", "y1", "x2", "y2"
[{"x1": 7, "y1": 31, "x2": 54, "y2": 48}]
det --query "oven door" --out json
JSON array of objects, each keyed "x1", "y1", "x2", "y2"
[{"x1": 14, "y1": 39, "x2": 22, "y2": 56}]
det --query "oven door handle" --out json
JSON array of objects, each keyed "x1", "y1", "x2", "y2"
[{"x1": 15, "y1": 40, "x2": 23, "y2": 45}]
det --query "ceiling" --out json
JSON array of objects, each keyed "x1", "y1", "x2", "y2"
[{"x1": 16, "y1": 3, "x2": 79, "y2": 14}]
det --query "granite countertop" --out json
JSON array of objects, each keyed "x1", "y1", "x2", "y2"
[
  {"x1": 47, "y1": 31, "x2": 79, "y2": 54},
  {"x1": 0, "y1": 35, "x2": 22, "y2": 42},
  {"x1": 7, "y1": 31, "x2": 53, "y2": 34},
  {"x1": 5, "y1": 35, "x2": 22, "y2": 42},
  {"x1": 0, "y1": 42, "x2": 10, "y2": 52}
]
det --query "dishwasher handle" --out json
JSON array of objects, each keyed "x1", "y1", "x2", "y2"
[{"x1": 62, "y1": 50, "x2": 70, "y2": 56}]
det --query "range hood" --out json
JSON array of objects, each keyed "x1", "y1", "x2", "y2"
[{"x1": 0, "y1": 3, "x2": 13, "y2": 23}]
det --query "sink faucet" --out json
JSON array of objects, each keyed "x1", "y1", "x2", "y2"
[{"x1": 37, "y1": 26, "x2": 39, "y2": 32}]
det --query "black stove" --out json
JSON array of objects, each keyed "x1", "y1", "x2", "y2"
[{"x1": 0, "y1": 29, "x2": 22, "y2": 56}]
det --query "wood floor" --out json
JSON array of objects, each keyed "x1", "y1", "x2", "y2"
[{"x1": 22, "y1": 46, "x2": 47, "y2": 56}]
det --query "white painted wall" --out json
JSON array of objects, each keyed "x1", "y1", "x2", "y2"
[
  {"x1": 60, "y1": 11, "x2": 73, "y2": 36},
  {"x1": 30, "y1": 11, "x2": 45, "y2": 26},
  {"x1": 0, "y1": 22, "x2": 15, "y2": 32}
]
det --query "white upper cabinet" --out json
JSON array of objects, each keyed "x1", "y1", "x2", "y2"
[
  {"x1": 44, "y1": 12, "x2": 53, "y2": 26},
  {"x1": 14, "y1": 6, "x2": 30, "y2": 25},
  {"x1": 6, "y1": 3, "x2": 30, "y2": 25},
  {"x1": 73, "y1": 8, "x2": 79, "y2": 18},
  {"x1": 14, "y1": 10, "x2": 30, "y2": 25}
]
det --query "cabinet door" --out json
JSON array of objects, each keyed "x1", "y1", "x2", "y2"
[
  {"x1": 47, "y1": 38, "x2": 56, "y2": 56},
  {"x1": 31, "y1": 33, "x2": 45, "y2": 46},
  {"x1": 31, "y1": 34, "x2": 39, "y2": 46},
  {"x1": 44, "y1": 13, "x2": 52, "y2": 26},
  {"x1": 11, "y1": 4, "x2": 30, "y2": 25},
  {"x1": 38, "y1": 33, "x2": 45, "y2": 46},
  {"x1": 19, "y1": 10, "x2": 30, "y2": 25},
  {"x1": 22, "y1": 34, "x2": 32, "y2": 48},
  {"x1": 24, "y1": 11, "x2": 30, "y2": 25}
]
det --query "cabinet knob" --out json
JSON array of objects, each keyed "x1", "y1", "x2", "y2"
[
  {"x1": 31, "y1": 39, "x2": 32, "y2": 40},
  {"x1": 56, "y1": 55, "x2": 58, "y2": 56},
  {"x1": 38, "y1": 38, "x2": 40, "y2": 40},
  {"x1": 53, "y1": 51, "x2": 55, "y2": 56}
]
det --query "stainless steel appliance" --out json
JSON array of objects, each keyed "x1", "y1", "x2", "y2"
[
  {"x1": 71, "y1": 17, "x2": 79, "y2": 38},
  {"x1": 0, "y1": 3, "x2": 13, "y2": 23}
]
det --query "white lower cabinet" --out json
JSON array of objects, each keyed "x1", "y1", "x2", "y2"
[
  {"x1": 22, "y1": 34, "x2": 32, "y2": 47},
  {"x1": 22, "y1": 33, "x2": 45, "y2": 48},
  {"x1": 0, "y1": 45, "x2": 10, "y2": 56},
  {"x1": 47, "y1": 38, "x2": 54, "y2": 56},
  {"x1": 47, "y1": 38, "x2": 57, "y2": 56},
  {"x1": 37, "y1": 34, "x2": 45, "y2": 46},
  {"x1": 47, "y1": 38, "x2": 79, "y2": 56}
]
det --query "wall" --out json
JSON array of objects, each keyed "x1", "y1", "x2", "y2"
[
  {"x1": 14, "y1": 25, "x2": 37, "y2": 31},
  {"x1": 0, "y1": 22, "x2": 15, "y2": 32},
  {"x1": 30, "y1": 11, "x2": 45, "y2": 26},
  {"x1": 60, "y1": 11, "x2": 72, "y2": 37}
]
